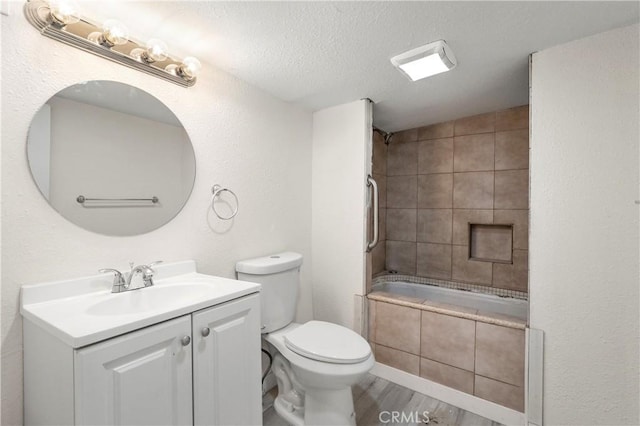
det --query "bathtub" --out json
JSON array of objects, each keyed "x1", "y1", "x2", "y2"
[
  {"x1": 371, "y1": 280, "x2": 528, "y2": 320},
  {"x1": 367, "y1": 279, "x2": 528, "y2": 412}
]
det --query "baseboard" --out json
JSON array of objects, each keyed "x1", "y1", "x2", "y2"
[{"x1": 371, "y1": 362, "x2": 527, "y2": 425}]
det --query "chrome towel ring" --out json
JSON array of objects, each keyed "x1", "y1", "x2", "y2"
[{"x1": 211, "y1": 185, "x2": 239, "y2": 220}]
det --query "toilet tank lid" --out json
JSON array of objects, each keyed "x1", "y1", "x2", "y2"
[{"x1": 235, "y1": 252, "x2": 303, "y2": 275}]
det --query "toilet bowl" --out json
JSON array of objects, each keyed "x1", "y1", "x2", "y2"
[
  {"x1": 235, "y1": 252, "x2": 374, "y2": 426},
  {"x1": 265, "y1": 322, "x2": 374, "y2": 426}
]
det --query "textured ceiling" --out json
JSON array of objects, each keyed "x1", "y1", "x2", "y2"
[{"x1": 80, "y1": 1, "x2": 639, "y2": 132}]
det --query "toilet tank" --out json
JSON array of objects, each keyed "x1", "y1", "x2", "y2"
[{"x1": 235, "y1": 252, "x2": 303, "y2": 333}]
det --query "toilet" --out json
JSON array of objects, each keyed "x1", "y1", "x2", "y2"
[{"x1": 236, "y1": 252, "x2": 374, "y2": 426}]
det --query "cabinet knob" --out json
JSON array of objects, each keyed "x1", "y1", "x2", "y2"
[
  {"x1": 181, "y1": 335, "x2": 191, "y2": 346},
  {"x1": 201, "y1": 327, "x2": 210, "y2": 337}
]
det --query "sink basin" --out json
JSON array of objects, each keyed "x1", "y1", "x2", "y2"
[
  {"x1": 86, "y1": 283, "x2": 216, "y2": 316},
  {"x1": 20, "y1": 260, "x2": 261, "y2": 348}
]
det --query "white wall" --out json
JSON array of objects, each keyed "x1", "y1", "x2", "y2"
[
  {"x1": 530, "y1": 24, "x2": 639, "y2": 425},
  {"x1": 311, "y1": 100, "x2": 372, "y2": 329},
  {"x1": 0, "y1": 11, "x2": 313, "y2": 425}
]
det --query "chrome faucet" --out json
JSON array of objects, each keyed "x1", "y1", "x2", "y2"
[
  {"x1": 127, "y1": 264, "x2": 156, "y2": 288},
  {"x1": 99, "y1": 261, "x2": 162, "y2": 293}
]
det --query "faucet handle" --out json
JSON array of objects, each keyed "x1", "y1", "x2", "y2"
[
  {"x1": 148, "y1": 261, "x2": 163, "y2": 273},
  {"x1": 99, "y1": 268, "x2": 124, "y2": 279},
  {"x1": 99, "y1": 268, "x2": 126, "y2": 292}
]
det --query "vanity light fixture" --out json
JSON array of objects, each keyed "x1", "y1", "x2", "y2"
[
  {"x1": 24, "y1": 0, "x2": 201, "y2": 87},
  {"x1": 390, "y1": 40, "x2": 457, "y2": 81},
  {"x1": 87, "y1": 19, "x2": 130, "y2": 48}
]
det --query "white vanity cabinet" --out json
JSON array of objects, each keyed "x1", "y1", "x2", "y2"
[
  {"x1": 24, "y1": 293, "x2": 261, "y2": 426},
  {"x1": 74, "y1": 315, "x2": 194, "y2": 425}
]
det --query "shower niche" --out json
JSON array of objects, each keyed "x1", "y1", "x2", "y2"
[{"x1": 469, "y1": 223, "x2": 513, "y2": 263}]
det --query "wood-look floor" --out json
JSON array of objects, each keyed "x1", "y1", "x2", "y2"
[{"x1": 263, "y1": 373, "x2": 503, "y2": 426}]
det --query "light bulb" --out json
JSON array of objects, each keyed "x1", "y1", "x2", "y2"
[
  {"x1": 102, "y1": 19, "x2": 129, "y2": 46},
  {"x1": 131, "y1": 39, "x2": 168, "y2": 63},
  {"x1": 146, "y1": 39, "x2": 169, "y2": 62},
  {"x1": 48, "y1": 0, "x2": 81, "y2": 26},
  {"x1": 180, "y1": 57, "x2": 202, "y2": 80}
]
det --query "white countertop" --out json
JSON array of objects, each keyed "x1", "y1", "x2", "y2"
[{"x1": 20, "y1": 260, "x2": 261, "y2": 348}]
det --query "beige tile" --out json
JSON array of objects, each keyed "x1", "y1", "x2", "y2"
[
  {"x1": 454, "y1": 134, "x2": 495, "y2": 172},
  {"x1": 372, "y1": 133, "x2": 387, "y2": 175},
  {"x1": 454, "y1": 112, "x2": 495, "y2": 136},
  {"x1": 495, "y1": 130, "x2": 529, "y2": 171},
  {"x1": 387, "y1": 176, "x2": 417, "y2": 208},
  {"x1": 417, "y1": 174, "x2": 453, "y2": 208},
  {"x1": 451, "y1": 245, "x2": 492, "y2": 285},
  {"x1": 492, "y1": 249, "x2": 528, "y2": 292},
  {"x1": 386, "y1": 240, "x2": 416, "y2": 274},
  {"x1": 375, "y1": 344, "x2": 420, "y2": 375},
  {"x1": 368, "y1": 300, "x2": 377, "y2": 342},
  {"x1": 493, "y1": 210, "x2": 528, "y2": 250},
  {"x1": 393, "y1": 128, "x2": 418, "y2": 143},
  {"x1": 421, "y1": 310, "x2": 475, "y2": 371},
  {"x1": 420, "y1": 357, "x2": 474, "y2": 394},
  {"x1": 366, "y1": 253, "x2": 372, "y2": 294},
  {"x1": 453, "y1": 172, "x2": 494, "y2": 209},
  {"x1": 378, "y1": 207, "x2": 387, "y2": 241},
  {"x1": 373, "y1": 173, "x2": 387, "y2": 209},
  {"x1": 470, "y1": 224, "x2": 512, "y2": 262},
  {"x1": 495, "y1": 105, "x2": 529, "y2": 132},
  {"x1": 452, "y1": 209, "x2": 493, "y2": 246},
  {"x1": 474, "y1": 375, "x2": 524, "y2": 412},
  {"x1": 417, "y1": 243, "x2": 452, "y2": 280},
  {"x1": 386, "y1": 209, "x2": 417, "y2": 242},
  {"x1": 417, "y1": 209, "x2": 452, "y2": 244},
  {"x1": 475, "y1": 322, "x2": 525, "y2": 386},
  {"x1": 387, "y1": 141, "x2": 418, "y2": 176},
  {"x1": 494, "y1": 170, "x2": 528, "y2": 209},
  {"x1": 375, "y1": 302, "x2": 421, "y2": 355},
  {"x1": 418, "y1": 121, "x2": 454, "y2": 140},
  {"x1": 418, "y1": 138, "x2": 454, "y2": 174},
  {"x1": 372, "y1": 240, "x2": 386, "y2": 275}
]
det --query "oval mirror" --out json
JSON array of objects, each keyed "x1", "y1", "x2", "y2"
[{"x1": 26, "y1": 81, "x2": 196, "y2": 236}]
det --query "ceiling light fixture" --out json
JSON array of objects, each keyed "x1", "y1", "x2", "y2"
[
  {"x1": 24, "y1": 0, "x2": 201, "y2": 87},
  {"x1": 390, "y1": 40, "x2": 457, "y2": 82}
]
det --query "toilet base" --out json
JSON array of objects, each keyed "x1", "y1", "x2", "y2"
[
  {"x1": 304, "y1": 387, "x2": 356, "y2": 426},
  {"x1": 273, "y1": 387, "x2": 356, "y2": 426}
]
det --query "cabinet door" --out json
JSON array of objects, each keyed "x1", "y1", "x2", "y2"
[
  {"x1": 74, "y1": 316, "x2": 193, "y2": 425},
  {"x1": 192, "y1": 294, "x2": 262, "y2": 426}
]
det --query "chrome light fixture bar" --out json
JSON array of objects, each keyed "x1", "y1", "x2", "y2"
[
  {"x1": 24, "y1": 0, "x2": 201, "y2": 87},
  {"x1": 390, "y1": 40, "x2": 457, "y2": 82}
]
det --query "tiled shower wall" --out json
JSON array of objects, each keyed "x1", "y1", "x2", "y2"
[{"x1": 372, "y1": 106, "x2": 529, "y2": 292}]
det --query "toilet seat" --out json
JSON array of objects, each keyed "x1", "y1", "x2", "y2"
[{"x1": 283, "y1": 320, "x2": 371, "y2": 364}]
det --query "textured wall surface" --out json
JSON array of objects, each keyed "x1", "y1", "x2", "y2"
[
  {"x1": 311, "y1": 100, "x2": 370, "y2": 328},
  {"x1": 1, "y1": 11, "x2": 313, "y2": 425},
  {"x1": 530, "y1": 24, "x2": 639, "y2": 424}
]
